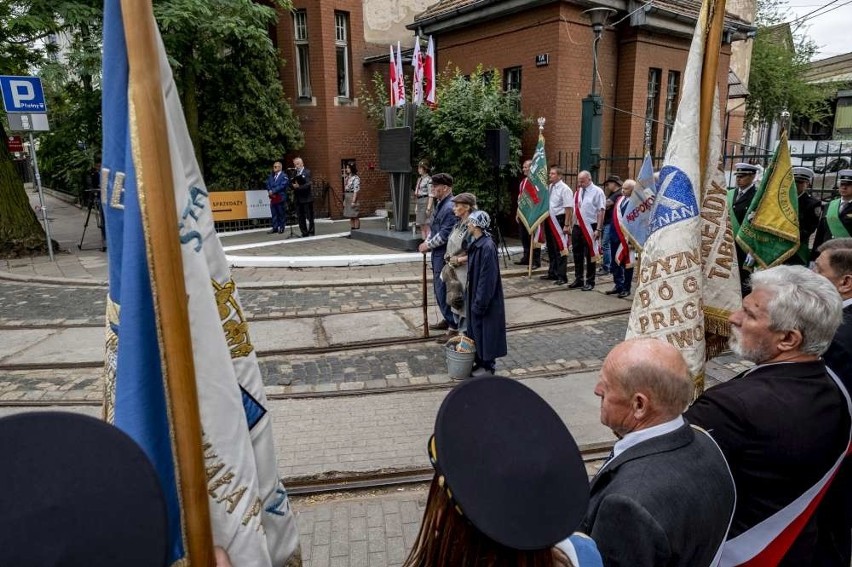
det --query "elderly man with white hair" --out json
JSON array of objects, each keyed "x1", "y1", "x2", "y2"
[{"x1": 686, "y1": 265, "x2": 851, "y2": 565}]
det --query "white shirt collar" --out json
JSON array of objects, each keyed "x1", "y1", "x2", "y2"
[
  {"x1": 612, "y1": 415, "x2": 684, "y2": 460},
  {"x1": 843, "y1": 297, "x2": 852, "y2": 309}
]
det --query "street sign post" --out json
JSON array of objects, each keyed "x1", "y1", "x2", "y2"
[
  {"x1": 0, "y1": 76, "x2": 47, "y2": 113},
  {"x1": 1, "y1": 75, "x2": 54, "y2": 261}
]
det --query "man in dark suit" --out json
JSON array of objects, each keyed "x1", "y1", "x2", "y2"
[
  {"x1": 813, "y1": 169, "x2": 852, "y2": 255},
  {"x1": 784, "y1": 167, "x2": 822, "y2": 265},
  {"x1": 729, "y1": 162, "x2": 759, "y2": 295},
  {"x1": 418, "y1": 173, "x2": 458, "y2": 337},
  {"x1": 686, "y1": 265, "x2": 850, "y2": 565},
  {"x1": 813, "y1": 238, "x2": 852, "y2": 566},
  {"x1": 265, "y1": 160, "x2": 289, "y2": 234},
  {"x1": 581, "y1": 338, "x2": 735, "y2": 566},
  {"x1": 291, "y1": 156, "x2": 314, "y2": 237}
]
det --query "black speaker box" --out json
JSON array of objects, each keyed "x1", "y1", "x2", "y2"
[{"x1": 485, "y1": 128, "x2": 509, "y2": 168}]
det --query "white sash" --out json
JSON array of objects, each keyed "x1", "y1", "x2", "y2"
[{"x1": 719, "y1": 366, "x2": 852, "y2": 566}]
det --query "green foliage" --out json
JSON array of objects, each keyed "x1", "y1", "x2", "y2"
[
  {"x1": 154, "y1": 0, "x2": 302, "y2": 189},
  {"x1": 746, "y1": 0, "x2": 831, "y2": 126},
  {"x1": 358, "y1": 72, "x2": 390, "y2": 129},
  {"x1": 414, "y1": 67, "x2": 528, "y2": 215}
]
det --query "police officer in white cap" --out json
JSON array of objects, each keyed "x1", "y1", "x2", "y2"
[
  {"x1": 785, "y1": 167, "x2": 823, "y2": 266},
  {"x1": 728, "y1": 163, "x2": 759, "y2": 294},
  {"x1": 813, "y1": 169, "x2": 852, "y2": 256}
]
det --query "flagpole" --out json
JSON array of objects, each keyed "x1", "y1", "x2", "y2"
[
  {"x1": 120, "y1": 1, "x2": 214, "y2": 565},
  {"x1": 699, "y1": 0, "x2": 727, "y2": 188}
]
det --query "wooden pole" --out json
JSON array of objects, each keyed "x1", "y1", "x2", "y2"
[
  {"x1": 422, "y1": 253, "x2": 430, "y2": 337},
  {"x1": 528, "y1": 242, "x2": 534, "y2": 278},
  {"x1": 699, "y1": 0, "x2": 727, "y2": 191},
  {"x1": 119, "y1": 2, "x2": 214, "y2": 565}
]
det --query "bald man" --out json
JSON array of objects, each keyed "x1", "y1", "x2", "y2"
[{"x1": 581, "y1": 339, "x2": 735, "y2": 567}]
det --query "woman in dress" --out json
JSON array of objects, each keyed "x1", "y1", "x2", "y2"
[
  {"x1": 343, "y1": 162, "x2": 361, "y2": 231},
  {"x1": 402, "y1": 377, "x2": 602, "y2": 567},
  {"x1": 441, "y1": 192, "x2": 477, "y2": 335},
  {"x1": 464, "y1": 210, "x2": 507, "y2": 377},
  {"x1": 414, "y1": 160, "x2": 433, "y2": 240}
]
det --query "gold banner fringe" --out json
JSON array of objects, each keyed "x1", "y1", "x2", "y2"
[{"x1": 692, "y1": 372, "x2": 705, "y2": 400}]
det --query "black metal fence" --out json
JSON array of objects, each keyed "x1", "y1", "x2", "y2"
[{"x1": 552, "y1": 141, "x2": 851, "y2": 202}]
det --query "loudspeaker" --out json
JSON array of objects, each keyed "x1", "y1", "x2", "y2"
[
  {"x1": 378, "y1": 127, "x2": 412, "y2": 173},
  {"x1": 485, "y1": 128, "x2": 509, "y2": 168}
]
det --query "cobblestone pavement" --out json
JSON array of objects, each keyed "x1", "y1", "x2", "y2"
[
  {"x1": 290, "y1": 488, "x2": 426, "y2": 567},
  {"x1": 0, "y1": 267, "x2": 575, "y2": 324}
]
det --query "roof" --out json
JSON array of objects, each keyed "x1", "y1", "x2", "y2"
[
  {"x1": 412, "y1": 0, "x2": 753, "y2": 29},
  {"x1": 728, "y1": 68, "x2": 749, "y2": 99},
  {"x1": 804, "y1": 52, "x2": 852, "y2": 85}
]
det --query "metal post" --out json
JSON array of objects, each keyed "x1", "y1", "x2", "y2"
[{"x1": 29, "y1": 133, "x2": 54, "y2": 261}]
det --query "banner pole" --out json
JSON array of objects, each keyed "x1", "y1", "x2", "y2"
[
  {"x1": 699, "y1": 0, "x2": 727, "y2": 192},
  {"x1": 119, "y1": 1, "x2": 214, "y2": 564}
]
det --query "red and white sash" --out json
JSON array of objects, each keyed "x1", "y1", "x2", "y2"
[
  {"x1": 544, "y1": 212, "x2": 568, "y2": 256},
  {"x1": 612, "y1": 196, "x2": 636, "y2": 268},
  {"x1": 574, "y1": 187, "x2": 601, "y2": 261},
  {"x1": 719, "y1": 366, "x2": 852, "y2": 566}
]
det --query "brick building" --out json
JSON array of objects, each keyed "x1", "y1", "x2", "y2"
[
  {"x1": 272, "y1": 0, "x2": 392, "y2": 218},
  {"x1": 410, "y1": 0, "x2": 754, "y2": 181}
]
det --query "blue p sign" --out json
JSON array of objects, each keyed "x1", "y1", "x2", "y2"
[{"x1": 0, "y1": 76, "x2": 47, "y2": 113}]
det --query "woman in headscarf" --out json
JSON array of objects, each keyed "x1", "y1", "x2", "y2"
[{"x1": 464, "y1": 210, "x2": 507, "y2": 377}]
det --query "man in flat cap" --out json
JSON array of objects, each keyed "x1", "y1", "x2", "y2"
[
  {"x1": 583, "y1": 338, "x2": 735, "y2": 566},
  {"x1": 729, "y1": 162, "x2": 759, "y2": 294},
  {"x1": 784, "y1": 167, "x2": 822, "y2": 266},
  {"x1": 813, "y1": 169, "x2": 852, "y2": 255},
  {"x1": 686, "y1": 265, "x2": 850, "y2": 564},
  {"x1": 599, "y1": 175, "x2": 623, "y2": 276},
  {"x1": 419, "y1": 173, "x2": 458, "y2": 336}
]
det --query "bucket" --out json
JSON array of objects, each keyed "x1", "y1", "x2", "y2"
[{"x1": 445, "y1": 336, "x2": 476, "y2": 380}]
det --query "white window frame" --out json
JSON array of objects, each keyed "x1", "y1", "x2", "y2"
[
  {"x1": 334, "y1": 12, "x2": 350, "y2": 99},
  {"x1": 293, "y1": 10, "x2": 312, "y2": 100}
]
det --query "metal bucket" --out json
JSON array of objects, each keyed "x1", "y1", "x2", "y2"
[{"x1": 445, "y1": 336, "x2": 476, "y2": 380}]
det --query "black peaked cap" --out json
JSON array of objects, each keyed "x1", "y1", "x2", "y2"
[
  {"x1": 0, "y1": 412, "x2": 168, "y2": 567},
  {"x1": 433, "y1": 376, "x2": 588, "y2": 550}
]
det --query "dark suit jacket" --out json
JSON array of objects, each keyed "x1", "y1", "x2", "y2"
[
  {"x1": 813, "y1": 198, "x2": 852, "y2": 255},
  {"x1": 292, "y1": 167, "x2": 313, "y2": 204},
  {"x1": 685, "y1": 360, "x2": 850, "y2": 564},
  {"x1": 730, "y1": 184, "x2": 756, "y2": 225},
  {"x1": 428, "y1": 194, "x2": 457, "y2": 272},
  {"x1": 785, "y1": 192, "x2": 822, "y2": 265},
  {"x1": 580, "y1": 423, "x2": 734, "y2": 567}
]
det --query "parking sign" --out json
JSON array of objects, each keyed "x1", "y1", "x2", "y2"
[{"x1": 0, "y1": 76, "x2": 47, "y2": 113}]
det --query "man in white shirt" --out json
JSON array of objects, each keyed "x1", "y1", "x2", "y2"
[
  {"x1": 569, "y1": 171, "x2": 606, "y2": 291},
  {"x1": 581, "y1": 338, "x2": 735, "y2": 566},
  {"x1": 539, "y1": 166, "x2": 573, "y2": 285}
]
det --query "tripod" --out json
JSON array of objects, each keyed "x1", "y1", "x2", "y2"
[
  {"x1": 78, "y1": 189, "x2": 106, "y2": 252},
  {"x1": 491, "y1": 167, "x2": 511, "y2": 268}
]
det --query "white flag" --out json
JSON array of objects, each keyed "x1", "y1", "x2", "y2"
[{"x1": 412, "y1": 40, "x2": 424, "y2": 105}]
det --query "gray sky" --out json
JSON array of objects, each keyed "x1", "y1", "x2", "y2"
[{"x1": 786, "y1": 0, "x2": 852, "y2": 60}]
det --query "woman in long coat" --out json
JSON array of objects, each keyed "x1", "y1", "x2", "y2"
[{"x1": 465, "y1": 210, "x2": 507, "y2": 377}]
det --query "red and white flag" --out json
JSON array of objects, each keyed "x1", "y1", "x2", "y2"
[
  {"x1": 424, "y1": 36, "x2": 436, "y2": 106},
  {"x1": 412, "y1": 40, "x2": 424, "y2": 105},
  {"x1": 389, "y1": 44, "x2": 398, "y2": 107},
  {"x1": 395, "y1": 42, "x2": 406, "y2": 107}
]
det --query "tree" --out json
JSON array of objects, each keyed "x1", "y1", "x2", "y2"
[
  {"x1": 415, "y1": 67, "x2": 527, "y2": 215},
  {"x1": 155, "y1": 0, "x2": 303, "y2": 189},
  {"x1": 745, "y1": 0, "x2": 831, "y2": 127},
  {"x1": 0, "y1": 0, "x2": 99, "y2": 257},
  {"x1": 361, "y1": 66, "x2": 528, "y2": 215}
]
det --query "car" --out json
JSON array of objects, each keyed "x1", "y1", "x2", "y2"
[{"x1": 811, "y1": 156, "x2": 851, "y2": 201}]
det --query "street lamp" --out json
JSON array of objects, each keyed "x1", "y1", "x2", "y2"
[{"x1": 579, "y1": 7, "x2": 616, "y2": 179}]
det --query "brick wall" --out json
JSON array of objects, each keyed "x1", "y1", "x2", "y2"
[{"x1": 275, "y1": 0, "x2": 390, "y2": 219}]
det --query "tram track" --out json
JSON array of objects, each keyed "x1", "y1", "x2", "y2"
[
  {"x1": 0, "y1": 308, "x2": 630, "y2": 372},
  {"x1": 286, "y1": 443, "x2": 613, "y2": 496},
  {"x1": 0, "y1": 362, "x2": 606, "y2": 407},
  {"x1": 0, "y1": 276, "x2": 618, "y2": 330}
]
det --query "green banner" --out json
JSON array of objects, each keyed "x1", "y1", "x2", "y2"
[{"x1": 518, "y1": 133, "x2": 551, "y2": 233}]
